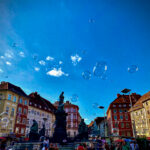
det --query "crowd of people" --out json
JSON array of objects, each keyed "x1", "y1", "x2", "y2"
[{"x1": 76, "y1": 137, "x2": 140, "y2": 150}]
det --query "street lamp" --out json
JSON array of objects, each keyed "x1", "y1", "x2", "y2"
[
  {"x1": 121, "y1": 88, "x2": 136, "y2": 138},
  {"x1": 98, "y1": 106, "x2": 106, "y2": 137}
]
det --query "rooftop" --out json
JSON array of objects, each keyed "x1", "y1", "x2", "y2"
[{"x1": 0, "y1": 81, "x2": 28, "y2": 98}]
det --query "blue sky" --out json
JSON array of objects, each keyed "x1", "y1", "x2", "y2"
[{"x1": 0, "y1": 0, "x2": 150, "y2": 124}]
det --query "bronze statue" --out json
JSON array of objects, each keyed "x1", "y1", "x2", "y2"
[
  {"x1": 53, "y1": 92, "x2": 67, "y2": 143},
  {"x1": 29, "y1": 120, "x2": 39, "y2": 141}
]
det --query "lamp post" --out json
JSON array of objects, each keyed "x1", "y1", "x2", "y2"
[
  {"x1": 121, "y1": 88, "x2": 136, "y2": 138},
  {"x1": 98, "y1": 106, "x2": 106, "y2": 137}
]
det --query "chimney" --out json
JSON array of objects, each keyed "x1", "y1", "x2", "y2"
[
  {"x1": 66, "y1": 101, "x2": 70, "y2": 104},
  {"x1": 117, "y1": 94, "x2": 121, "y2": 98}
]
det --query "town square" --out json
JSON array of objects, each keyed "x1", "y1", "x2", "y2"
[{"x1": 0, "y1": 0, "x2": 150, "y2": 149}]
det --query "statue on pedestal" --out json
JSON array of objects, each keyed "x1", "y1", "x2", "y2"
[
  {"x1": 53, "y1": 92, "x2": 67, "y2": 143},
  {"x1": 29, "y1": 120, "x2": 40, "y2": 142},
  {"x1": 77, "y1": 119, "x2": 88, "y2": 140}
]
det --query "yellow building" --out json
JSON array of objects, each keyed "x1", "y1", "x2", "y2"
[
  {"x1": 129, "y1": 91, "x2": 150, "y2": 137},
  {"x1": 0, "y1": 81, "x2": 28, "y2": 136}
]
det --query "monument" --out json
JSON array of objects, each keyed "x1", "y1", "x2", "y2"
[
  {"x1": 77, "y1": 119, "x2": 88, "y2": 140},
  {"x1": 29, "y1": 120, "x2": 39, "y2": 142},
  {"x1": 53, "y1": 92, "x2": 67, "y2": 143}
]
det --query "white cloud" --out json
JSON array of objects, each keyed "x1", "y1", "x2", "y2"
[
  {"x1": 105, "y1": 65, "x2": 107, "y2": 71},
  {"x1": 0, "y1": 69, "x2": 3, "y2": 73},
  {"x1": 39, "y1": 60, "x2": 46, "y2": 66},
  {"x1": 46, "y1": 56, "x2": 54, "y2": 61},
  {"x1": 59, "y1": 61, "x2": 63, "y2": 65},
  {"x1": 84, "y1": 118, "x2": 89, "y2": 121},
  {"x1": 46, "y1": 68, "x2": 68, "y2": 77},
  {"x1": 6, "y1": 61, "x2": 11, "y2": 66},
  {"x1": 0, "y1": 56, "x2": 5, "y2": 59},
  {"x1": 34, "y1": 67, "x2": 40, "y2": 72},
  {"x1": 71, "y1": 54, "x2": 82, "y2": 66},
  {"x1": 19, "y1": 51, "x2": 25, "y2": 57},
  {"x1": 4, "y1": 50, "x2": 14, "y2": 58}
]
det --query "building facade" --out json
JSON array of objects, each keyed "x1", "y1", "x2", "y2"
[
  {"x1": 54, "y1": 101, "x2": 81, "y2": 138},
  {"x1": 107, "y1": 93, "x2": 141, "y2": 137},
  {"x1": 88, "y1": 117, "x2": 107, "y2": 137},
  {"x1": 129, "y1": 91, "x2": 150, "y2": 137},
  {"x1": 26, "y1": 92, "x2": 56, "y2": 137},
  {"x1": 0, "y1": 81, "x2": 28, "y2": 137}
]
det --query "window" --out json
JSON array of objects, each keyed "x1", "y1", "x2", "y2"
[
  {"x1": 0, "y1": 93, "x2": 3, "y2": 100},
  {"x1": 114, "y1": 123, "x2": 118, "y2": 128},
  {"x1": 19, "y1": 98, "x2": 23, "y2": 104},
  {"x1": 17, "y1": 117, "x2": 21, "y2": 123},
  {"x1": 114, "y1": 115, "x2": 117, "y2": 120},
  {"x1": 28, "y1": 110, "x2": 30, "y2": 114},
  {"x1": 6, "y1": 106, "x2": 9, "y2": 113},
  {"x1": 124, "y1": 109, "x2": 127, "y2": 112},
  {"x1": 23, "y1": 109, "x2": 27, "y2": 115},
  {"x1": 125, "y1": 115, "x2": 128, "y2": 120},
  {"x1": 37, "y1": 112, "x2": 40, "y2": 115},
  {"x1": 119, "y1": 105, "x2": 122, "y2": 107},
  {"x1": 21, "y1": 128, "x2": 25, "y2": 134},
  {"x1": 24, "y1": 100, "x2": 27, "y2": 105},
  {"x1": 121, "y1": 123, "x2": 124, "y2": 128},
  {"x1": 113, "y1": 109, "x2": 117, "y2": 113},
  {"x1": 8, "y1": 94, "x2": 11, "y2": 100},
  {"x1": 34, "y1": 111, "x2": 36, "y2": 115},
  {"x1": 18, "y1": 107, "x2": 22, "y2": 114},
  {"x1": 11, "y1": 108, "x2": 15, "y2": 116},
  {"x1": 13, "y1": 96, "x2": 16, "y2": 102},
  {"x1": 120, "y1": 115, "x2": 123, "y2": 120},
  {"x1": 123, "y1": 104, "x2": 126, "y2": 107},
  {"x1": 22, "y1": 118, "x2": 26, "y2": 124},
  {"x1": 113, "y1": 105, "x2": 116, "y2": 107},
  {"x1": 119, "y1": 109, "x2": 122, "y2": 113},
  {"x1": 74, "y1": 132, "x2": 76, "y2": 136},
  {"x1": 15, "y1": 127, "x2": 19, "y2": 133},
  {"x1": 126, "y1": 123, "x2": 130, "y2": 128}
]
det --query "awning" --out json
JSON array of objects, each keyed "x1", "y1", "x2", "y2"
[{"x1": 0, "y1": 137, "x2": 6, "y2": 140}]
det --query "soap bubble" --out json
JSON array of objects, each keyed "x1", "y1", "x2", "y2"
[
  {"x1": 93, "y1": 61, "x2": 107, "y2": 78},
  {"x1": 92, "y1": 102, "x2": 99, "y2": 109},
  {"x1": 127, "y1": 65, "x2": 139, "y2": 73},
  {"x1": 71, "y1": 94, "x2": 78, "y2": 102},
  {"x1": 32, "y1": 54, "x2": 38, "y2": 61},
  {"x1": 82, "y1": 71, "x2": 91, "y2": 80},
  {"x1": 89, "y1": 18, "x2": 95, "y2": 23}
]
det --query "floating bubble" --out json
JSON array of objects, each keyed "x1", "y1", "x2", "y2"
[
  {"x1": 82, "y1": 71, "x2": 91, "y2": 80},
  {"x1": 89, "y1": 18, "x2": 95, "y2": 23},
  {"x1": 32, "y1": 54, "x2": 38, "y2": 61},
  {"x1": 12, "y1": 43, "x2": 17, "y2": 47},
  {"x1": 92, "y1": 102, "x2": 99, "y2": 109},
  {"x1": 93, "y1": 61, "x2": 107, "y2": 78},
  {"x1": 100, "y1": 73, "x2": 108, "y2": 80},
  {"x1": 127, "y1": 65, "x2": 139, "y2": 73},
  {"x1": 71, "y1": 94, "x2": 78, "y2": 102}
]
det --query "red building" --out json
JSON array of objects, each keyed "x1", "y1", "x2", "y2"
[
  {"x1": 14, "y1": 87, "x2": 29, "y2": 137},
  {"x1": 54, "y1": 101, "x2": 81, "y2": 138},
  {"x1": 107, "y1": 93, "x2": 141, "y2": 137}
]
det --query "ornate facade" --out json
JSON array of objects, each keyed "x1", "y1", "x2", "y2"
[{"x1": 26, "y1": 92, "x2": 56, "y2": 137}]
